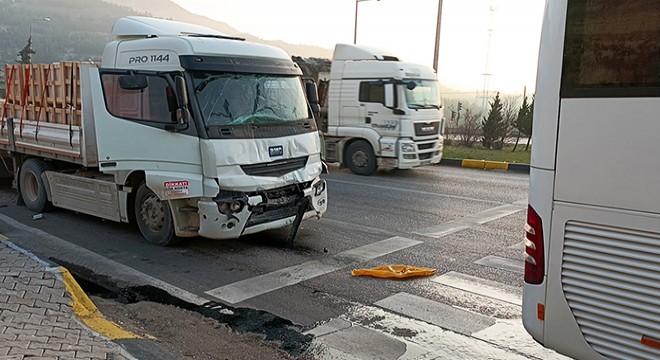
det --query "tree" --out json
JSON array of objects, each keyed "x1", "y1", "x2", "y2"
[
  {"x1": 500, "y1": 95, "x2": 520, "y2": 146},
  {"x1": 457, "y1": 107, "x2": 482, "y2": 147},
  {"x1": 481, "y1": 92, "x2": 505, "y2": 149},
  {"x1": 513, "y1": 95, "x2": 534, "y2": 151}
]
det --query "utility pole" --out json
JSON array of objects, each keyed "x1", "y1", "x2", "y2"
[{"x1": 433, "y1": 0, "x2": 443, "y2": 73}]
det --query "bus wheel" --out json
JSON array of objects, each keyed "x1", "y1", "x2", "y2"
[
  {"x1": 346, "y1": 140, "x2": 377, "y2": 176},
  {"x1": 19, "y1": 158, "x2": 54, "y2": 212},
  {"x1": 134, "y1": 182, "x2": 179, "y2": 246}
]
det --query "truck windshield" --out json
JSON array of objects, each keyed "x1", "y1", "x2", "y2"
[
  {"x1": 404, "y1": 80, "x2": 441, "y2": 110},
  {"x1": 192, "y1": 72, "x2": 309, "y2": 126}
]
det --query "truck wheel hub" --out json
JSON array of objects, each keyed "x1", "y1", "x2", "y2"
[
  {"x1": 352, "y1": 150, "x2": 368, "y2": 167},
  {"x1": 141, "y1": 195, "x2": 164, "y2": 231}
]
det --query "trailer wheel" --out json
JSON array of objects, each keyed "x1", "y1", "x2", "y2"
[
  {"x1": 19, "y1": 158, "x2": 54, "y2": 212},
  {"x1": 346, "y1": 140, "x2": 377, "y2": 176},
  {"x1": 134, "y1": 182, "x2": 179, "y2": 246}
]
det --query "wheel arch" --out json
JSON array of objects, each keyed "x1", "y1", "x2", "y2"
[
  {"x1": 332, "y1": 126, "x2": 382, "y2": 166},
  {"x1": 124, "y1": 171, "x2": 146, "y2": 225}
]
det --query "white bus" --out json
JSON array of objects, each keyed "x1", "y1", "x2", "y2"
[{"x1": 522, "y1": 1, "x2": 660, "y2": 360}]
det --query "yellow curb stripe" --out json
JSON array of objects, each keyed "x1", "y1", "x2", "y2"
[
  {"x1": 0, "y1": 234, "x2": 9, "y2": 240},
  {"x1": 484, "y1": 161, "x2": 509, "y2": 170},
  {"x1": 461, "y1": 159, "x2": 486, "y2": 169},
  {"x1": 59, "y1": 268, "x2": 153, "y2": 340},
  {"x1": 461, "y1": 159, "x2": 510, "y2": 171}
]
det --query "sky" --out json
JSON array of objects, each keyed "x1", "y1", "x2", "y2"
[{"x1": 170, "y1": 0, "x2": 545, "y2": 96}]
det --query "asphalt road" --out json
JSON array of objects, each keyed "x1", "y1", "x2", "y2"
[{"x1": 0, "y1": 164, "x2": 569, "y2": 359}]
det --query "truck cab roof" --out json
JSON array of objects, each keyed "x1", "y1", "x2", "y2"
[
  {"x1": 111, "y1": 16, "x2": 233, "y2": 39},
  {"x1": 102, "y1": 16, "x2": 296, "y2": 71},
  {"x1": 330, "y1": 43, "x2": 437, "y2": 81}
]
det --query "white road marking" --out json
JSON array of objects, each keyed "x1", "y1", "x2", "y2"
[
  {"x1": 205, "y1": 236, "x2": 422, "y2": 304},
  {"x1": 414, "y1": 203, "x2": 525, "y2": 238},
  {"x1": 474, "y1": 255, "x2": 524, "y2": 274},
  {"x1": 307, "y1": 303, "x2": 532, "y2": 360},
  {"x1": 474, "y1": 320, "x2": 573, "y2": 360},
  {"x1": 510, "y1": 240, "x2": 525, "y2": 249},
  {"x1": 375, "y1": 292, "x2": 496, "y2": 335},
  {"x1": 432, "y1": 271, "x2": 522, "y2": 306}
]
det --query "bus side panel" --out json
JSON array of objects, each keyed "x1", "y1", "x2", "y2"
[
  {"x1": 545, "y1": 202, "x2": 660, "y2": 360},
  {"x1": 555, "y1": 98, "x2": 660, "y2": 214}
]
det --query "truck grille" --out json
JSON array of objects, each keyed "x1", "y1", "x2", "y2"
[
  {"x1": 241, "y1": 156, "x2": 308, "y2": 177},
  {"x1": 246, "y1": 184, "x2": 306, "y2": 226},
  {"x1": 414, "y1": 121, "x2": 440, "y2": 137},
  {"x1": 561, "y1": 221, "x2": 660, "y2": 360}
]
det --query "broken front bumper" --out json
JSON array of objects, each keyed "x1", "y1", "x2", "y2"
[{"x1": 196, "y1": 177, "x2": 327, "y2": 240}]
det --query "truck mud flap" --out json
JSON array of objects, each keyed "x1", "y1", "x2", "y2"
[{"x1": 286, "y1": 197, "x2": 309, "y2": 243}]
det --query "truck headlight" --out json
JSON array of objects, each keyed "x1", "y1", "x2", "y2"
[
  {"x1": 401, "y1": 143, "x2": 415, "y2": 153},
  {"x1": 314, "y1": 180, "x2": 326, "y2": 196}
]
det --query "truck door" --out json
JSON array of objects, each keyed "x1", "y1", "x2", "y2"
[
  {"x1": 359, "y1": 81, "x2": 399, "y2": 136},
  {"x1": 89, "y1": 68, "x2": 202, "y2": 179}
]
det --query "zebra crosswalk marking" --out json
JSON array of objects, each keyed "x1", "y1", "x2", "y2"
[
  {"x1": 474, "y1": 255, "x2": 524, "y2": 274},
  {"x1": 432, "y1": 271, "x2": 522, "y2": 306}
]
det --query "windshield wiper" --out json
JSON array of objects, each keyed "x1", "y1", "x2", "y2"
[
  {"x1": 409, "y1": 104, "x2": 441, "y2": 110},
  {"x1": 195, "y1": 75, "x2": 225, "y2": 93}
]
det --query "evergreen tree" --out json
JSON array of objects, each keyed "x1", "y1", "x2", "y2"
[
  {"x1": 513, "y1": 95, "x2": 533, "y2": 151},
  {"x1": 481, "y1": 92, "x2": 504, "y2": 149}
]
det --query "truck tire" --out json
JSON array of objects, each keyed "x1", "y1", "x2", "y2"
[
  {"x1": 19, "y1": 158, "x2": 54, "y2": 212},
  {"x1": 134, "y1": 182, "x2": 179, "y2": 246},
  {"x1": 346, "y1": 140, "x2": 377, "y2": 176}
]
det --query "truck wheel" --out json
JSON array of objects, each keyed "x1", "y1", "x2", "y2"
[
  {"x1": 19, "y1": 158, "x2": 54, "y2": 212},
  {"x1": 346, "y1": 140, "x2": 377, "y2": 176},
  {"x1": 134, "y1": 182, "x2": 179, "y2": 246}
]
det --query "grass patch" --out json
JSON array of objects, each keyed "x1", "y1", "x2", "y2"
[{"x1": 443, "y1": 144, "x2": 531, "y2": 164}]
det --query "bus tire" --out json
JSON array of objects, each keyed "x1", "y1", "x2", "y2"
[
  {"x1": 134, "y1": 182, "x2": 179, "y2": 246},
  {"x1": 19, "y1": 158, "x2": 54, "y2": 212},
  {"x1": 346, "y1": 140, "x2": 377, "y2": 176}
]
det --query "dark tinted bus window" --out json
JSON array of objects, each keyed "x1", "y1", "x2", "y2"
[{"x1": 561, "y1": 0, "x2": 660, "y2": 97}]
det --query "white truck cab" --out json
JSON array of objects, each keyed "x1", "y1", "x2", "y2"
[{"x1": 306, "y1": 44, "x2": 443, "y2": 176}]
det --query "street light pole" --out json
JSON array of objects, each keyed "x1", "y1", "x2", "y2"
[
  {"x1": 353, "y1": 0, "x2": 379, "y2": 45},
  {"x1": 433, "y1": 0, "x2": 443, "y2": 73},
  {"x1": 29, "y1": 17, "x2": 51, "y2": 41}
]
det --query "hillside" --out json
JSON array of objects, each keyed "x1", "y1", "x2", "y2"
[
  {"x1": 0, "y1": 0, "x2": 331, "y2": 67},
  {"x1": 102, "y1": 0, "x2": 333, "y2": 58}
]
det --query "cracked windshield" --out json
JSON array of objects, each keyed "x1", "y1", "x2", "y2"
[
  {"x1": 193, "y1": 72, "x2": 309, "y2": 125},
  {"x1": 405, "y1": 79, "x2": 441, "y2": 110}
]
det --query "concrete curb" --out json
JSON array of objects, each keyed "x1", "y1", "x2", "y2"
[
  {"x1": 440, "y1": 158, "x2": 530, "y2": 173},
  {"x1": 0, "y1": 237, "x2": 170, "y2": 360}
]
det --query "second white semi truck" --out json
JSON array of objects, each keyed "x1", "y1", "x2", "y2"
[
  {"x1": 298, "y1": 44, "x2": 444, "y2": 176},
  {"x1": 0, "y1": 16, "x2": 327, "y2": 245}
]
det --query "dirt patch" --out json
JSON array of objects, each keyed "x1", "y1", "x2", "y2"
[{"x1": 92, "y1": 296, "x2": 315, "y2": 360}]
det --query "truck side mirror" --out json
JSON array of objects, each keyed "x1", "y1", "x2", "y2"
[
  {"x1": 175, "y1": 76, "x2": 188, "y2": 110},
  {"x1": 384, "y1": 83, "x2": 395, "y2": 108},
  {"x1": 305, "y1": 81, "x2": 320, "y2": 114},
  {"x1": 166, "y1": 75, "x2": 190, "y2": 132}
]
